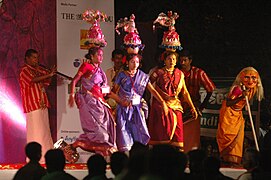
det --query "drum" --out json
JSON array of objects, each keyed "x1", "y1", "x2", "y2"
[{"x1": 54, "y1": 138, "x2": 80, "y2": 163}]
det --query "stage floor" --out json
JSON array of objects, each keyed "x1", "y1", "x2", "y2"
[
  {"x1": 0, "y1": 163, "x2": 246, "y2": 180},
  {"x1": 0, "y1": 163, "x2": 109, "y2": 179}
]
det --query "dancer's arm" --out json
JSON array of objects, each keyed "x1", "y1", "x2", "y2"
[
  {"x1": 147, "y1": 82, "x2": 168, "y2": 116},
  {"x1": 68, "y1": 72, "x2": 82, "y2": 107},
  {"x1": 226, "y1": 86, "x2": 247, "y2": 107},
  {"x1": 109, "y1": 84, "x2": 130, "y2": 107}
]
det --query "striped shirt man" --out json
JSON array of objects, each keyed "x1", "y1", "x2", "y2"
[
  {"x1": 182, "y1": 66, "x2": 215, "y2": 103},
  {"x1": 19, "y1": 64, "x2": 50, "y2": 113}
]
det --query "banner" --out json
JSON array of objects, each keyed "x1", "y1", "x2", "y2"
[{"x1": 56, "y1": 0, "x2": 114, "y2": 163}]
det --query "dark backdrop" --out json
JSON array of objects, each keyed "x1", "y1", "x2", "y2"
[{"x1": 115, "y1": 0, "x2": 271, "y2": 119}]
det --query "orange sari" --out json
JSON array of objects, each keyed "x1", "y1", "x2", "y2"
[{"x1": 216, "y1": 85, "x2": 256, "y2": 164}]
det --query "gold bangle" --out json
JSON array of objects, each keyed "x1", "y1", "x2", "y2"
[{"x1": 70, "y1": 93, "x2": 75, "y2": 97}]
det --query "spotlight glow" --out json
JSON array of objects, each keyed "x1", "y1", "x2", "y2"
[{"x1": 0, "y1": 88, "x2": 26, "y2": 128}]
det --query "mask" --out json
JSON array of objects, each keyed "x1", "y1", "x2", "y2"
[{"x1": 241, "y1": 70, "x2": 258, "y2": 89}]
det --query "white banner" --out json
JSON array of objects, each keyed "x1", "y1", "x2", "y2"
[{"x1": 56, "y1": 0, "x2": 114, "y2": 163}]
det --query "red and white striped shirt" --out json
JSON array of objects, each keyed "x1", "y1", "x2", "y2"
[
  {"x1": 19, "y1": 65, "x2": 50, "y2": 113},
  {"x1": 182, "y1": 66, "x2": 215, "y2": 102}
]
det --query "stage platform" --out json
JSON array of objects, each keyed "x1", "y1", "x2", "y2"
[{"x1": 0, "y1": 163, "x2": 246, "y2": 180}]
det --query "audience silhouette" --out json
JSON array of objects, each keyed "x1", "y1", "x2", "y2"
[
  {"x1": 41, "y1": 149, "x2": 77, "y2": 180},
  {"x1": 146, "y1": 144, "x2": 188, "y2": 180},
  {"x1": 83, "y1": 154, "x2": 110, "y2": 180},
  {"x1": 110, "y1": 151, "x2": 128, "y2": 178},
  {"x1": 13, "y1": 142, "x2": 46, "y2": 180},
  {"x1": 187, "y1": 149, "x2": 206, "y2": 180},
  {"x1": 120, "y1": 141, "x2": 149, "y2": 180},
  {"x1": 13, "y1": 132, "x2": 271, "y2": 180}
]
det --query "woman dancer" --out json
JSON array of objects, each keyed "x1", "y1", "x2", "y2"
[
  {"x1": 112, "y1": 53, "x2": 168, "y2": 152},
  {"x1": 68, "y1": 47, "x2": 123, "y2": 156},
  {"x1": 217, "y1": 67, "x2": 264, "y2": 166},
  {"x1": 148, "y1": 50, "x2": 198, "y2": 151}
]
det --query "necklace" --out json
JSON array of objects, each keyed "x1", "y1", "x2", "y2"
[
  {"x1": 127, "y1": 70, "x2": 137, "y2": 77},
  {"x1": 165, "y1": 67, "x2": 174, "y2": 74}
]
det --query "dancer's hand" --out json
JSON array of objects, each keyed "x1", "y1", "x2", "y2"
[
  {"x1": 191, "y1": 108, "x2": 198, "y2": 120},
  {"x1": 162, "y1": 101, "x2": 169, "y2": 116},
  {"x1": 49, "y1": 65, "x2": 57, "y2": 77},
  {"x1": 68, "y1": 94, "x2": 75, "y2": 107},
  {"x1": 120, "y1": 99, "x2": 131, "y2": 107},
  {"x1": 242, "y1": 89, "x2": 249, "y2": 98}
]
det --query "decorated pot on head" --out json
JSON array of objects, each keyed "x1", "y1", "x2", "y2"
[
  {"x1": 83, "y1": 9, "x2": 107, "y2": 48},
  {"x1": 115, "y1": 14, "x2": 145, "y2": 54},
  {"x1": 54, "y1": 138, "x2": 80, "y2": 163},
  {"x1": 153, "y1": 11, "x2": 182, "y2": 52}
]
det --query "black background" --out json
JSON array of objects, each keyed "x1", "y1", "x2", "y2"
[{"x1": 115, "y1": 0, "x2": 271, "y2": 120}]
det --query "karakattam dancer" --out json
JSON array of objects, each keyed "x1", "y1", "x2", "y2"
[
  {"x1": 112, "y1": 53, "x2": 168, "y2": 152},
  {"x1": 112, "y1": 14, "x2": 168, "y2": 152},
  {"x1": 56, "y1": 9, "x2": 126, "y2": 163},
  {"x1": 148, "y1": 11, "x2": 198, "y2": 151}
]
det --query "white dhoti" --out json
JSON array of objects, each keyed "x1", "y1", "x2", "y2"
[{"x1": 26, "y1": 108, "x2": 53, "y2": 163}]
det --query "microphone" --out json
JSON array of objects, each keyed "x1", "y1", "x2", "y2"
[{"x1": 39, "y1": 64, "x2": 72, "y2": 80}]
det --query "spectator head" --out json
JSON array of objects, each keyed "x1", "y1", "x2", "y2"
[
  {"x1": 45, "y1": 149, "x2": 66, "y2": 173},
  {"x1": 187, "y1": 149, "x2": 206, "y2": 174},
  {"x1": 87, "y1": 154, "x2": 107, "y2": 176},
  {"x1": 149, "y1": 144, "x2": 187, "y2": 179},
  {"x1": 110, "y1": 151, "x2": 128, "y2": 176},
  {"x1": 25, "y1": 141, "x2": 42, "y2": 162}
]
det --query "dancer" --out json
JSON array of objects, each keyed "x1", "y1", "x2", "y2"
[
  {"x1": 216, "y1": 67, "x2": 264, "y2": 166},
  {"x1": 148, "y1": 50, "x2": 197, "y2": 150},
  {"x1": 112, "y1": 53, "x2": 168, "y2": 152},
  {"x1": 19, "y1": 49, "x2": 55, "y2": 163},
  {"x1": 148, "y1": 11, "x2": 197, "y2": 151},
  {"x1": 179, "y1": 49, "x2": 216, "y2": 153},
  {"x1": 68, "y1": 47, "x2": 119, "y2": 156},
  {"x1": 67, "y1": 9, "x2": 124, "y2": 157}
]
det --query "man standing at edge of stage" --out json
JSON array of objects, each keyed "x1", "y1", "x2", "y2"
[
  {"x1": 19, "y1": 48, "x2": 56, "y2": 163},
  {"x1": 179, "y1": 49, "x2": 216, "y2": 153}
]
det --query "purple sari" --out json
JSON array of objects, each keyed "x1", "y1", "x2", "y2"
[
  {"x1": 115, "y1": 69, "x2": 150, "y2": 151},
  {"x1": 75, "y1": 64, "x2": 116, "y2": 148}
]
